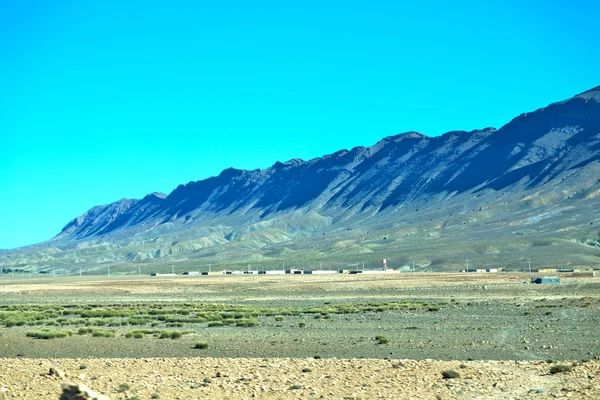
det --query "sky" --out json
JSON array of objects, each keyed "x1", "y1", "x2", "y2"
[{"x1": 1, "y1": 0, "x2": 599, "y2": 250}]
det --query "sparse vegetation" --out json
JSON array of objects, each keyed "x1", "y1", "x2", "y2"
[
  {"x1": 26, "y1": 329, "x2": 72, "y2": 339},
  {"x1": 194, "y1": 342, "x2": 208, "y2": 349}
]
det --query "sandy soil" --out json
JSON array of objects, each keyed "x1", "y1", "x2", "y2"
[{"x1": 0, "y1": 357, "x2": 598, "y2": 399}]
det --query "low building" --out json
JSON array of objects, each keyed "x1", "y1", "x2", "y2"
[
  {"x1": 362, "y1": 269, "x2": 395, "y2": 274},
  {"x1": 263, "y1": 270, "x2": 286, "y2": 275},
  {"x1": 531, "y1": 276, "x2": 560, "y2": 284}
]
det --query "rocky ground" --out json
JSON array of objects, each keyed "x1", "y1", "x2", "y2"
[
  {"x1": 1, "y1": 274, "x2": 599, "y2": 399},
  {"x1": 1, "y1": 357, "x2": 598, "y2": 399}
]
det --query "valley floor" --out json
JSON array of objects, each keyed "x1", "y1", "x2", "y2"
[{"x1": 0, "y1": 273, "x2": 599, "y2": 398}]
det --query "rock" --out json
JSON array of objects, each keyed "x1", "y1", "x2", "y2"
[
  {"x1": 528, "y1": 388, "x2": 544, "y2": 394},
  {"x1": 59, "y1": 383, "x2": 109, "y2": 400},
  {"x1": 49, "y1": 367, "x2": 66, "y2": 378}
]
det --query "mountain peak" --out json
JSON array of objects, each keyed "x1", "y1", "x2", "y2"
[
  {"x1": 384, "y1": 131, "x2": 427, "y2": 141},
  {"x1": 576, "y1": 85, "x2": 600, "y2": 100},
  {"x1": 145, "y1": 192, "x2": 167, "y2": 200}
]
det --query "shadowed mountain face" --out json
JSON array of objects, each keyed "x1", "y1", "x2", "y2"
[{"x1": 5, "y1": 87, "x2": 600, "y2": 273}]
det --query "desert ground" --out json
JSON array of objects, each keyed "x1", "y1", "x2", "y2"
[{"x1": 0, "y1": 272, "x2": 599, "y2": 399}]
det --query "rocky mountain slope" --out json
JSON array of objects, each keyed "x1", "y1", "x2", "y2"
[{"x1": 4, "y1": 86, "x2": 600, "y2": 273}]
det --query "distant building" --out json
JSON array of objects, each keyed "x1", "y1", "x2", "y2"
[{"x1": 531, "y1": 276, "x2": 560, "y2": 284}]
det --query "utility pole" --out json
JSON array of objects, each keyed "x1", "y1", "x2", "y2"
[
  {"x1": 465, "y1": 260, "x2": 469, "y2": 273},
  {"x1": 528, "y1": 258, "x2": 531, "y2": 275},
  {"x1": 138, "y1": 266, "x2": 141, "y2": 276},
  {"x1": 362, "y1": 261, "x2": 365, "y2": 271},
  {"x1": 79, "y1": 267, "x2": 82, "y2": 277},
  {"x1": 412, "y1": 259, "x2": 415, "y2": 273},
  {"x1": 108, "y1": 266, "x2": 110, "y2": 277},
  {"x1": 172, "y1": 265, "x2": 175, "y2": 275},
  {"x1": 320, "y1": 262, "x2": 323, "y2": 271}
]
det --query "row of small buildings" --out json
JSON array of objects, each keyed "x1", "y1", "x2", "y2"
[{"x1": 151, "y1": 268, "x2": 396, "y2": 277}]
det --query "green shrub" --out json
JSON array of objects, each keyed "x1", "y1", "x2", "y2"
[
  {"x1": 298, "y1": 321, "x2": 306, "y2": 328},
  {"x1": 194, "y1": 342, "x2": 208, "y2": 349},
  {"x1": 26, "y1": 329, "x2": 72, "y2": 339},
  {"x1": 236, "y1": 318, "x2": 259, "y2": 327},
  {"x1": 275, "y1": 316, "x2": 284, "y2": 322},
  {"x1": 91, "y1": 329, "x2": 116, "y2": 337},
  {"x1": 158, "y1": 330, "x2": 194, "y2": 339},
  {"x1": 118, "y1": 383, "x2": 130, "y2": 392},
  {"x1": 375, "y1": 335, "x2": 389, "y2": 344}
]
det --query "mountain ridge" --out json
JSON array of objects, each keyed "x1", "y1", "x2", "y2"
[
  {"x1": 51, "y1": 85, "x2": 600, "y2": 242},
  {"x1": 4, "y1": 86, "x2": 600, "y2": 273}
]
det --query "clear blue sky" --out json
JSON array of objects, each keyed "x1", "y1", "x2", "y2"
[{"x1": 1, "y1": 0, "x2": 599, "y2": 249}]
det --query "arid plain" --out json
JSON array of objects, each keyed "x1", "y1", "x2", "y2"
[{"x1": 1, "y1": 273, "x2": 599, "y2": 399}]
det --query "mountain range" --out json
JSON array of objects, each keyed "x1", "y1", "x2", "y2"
[{"x1": 4, "y1": 86, "x2": 600, "y2": 274}]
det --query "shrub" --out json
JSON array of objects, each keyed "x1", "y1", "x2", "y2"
[
  {"x1": 91, "y1": 329, "x2": 116, "y2": 338},
  {"x1": 118, "y1": 383, "x2": 130, "y2": 392},
  {"x1": 26, "y1": 329, "x2": 72, "y2": 339},
  {"x1": 275, "y1": 316, "x2": 284, "y2": 322},
  {"x1": 158, "y1": 330, "x2": 194, "y2": 339},
  {"x1": 549, "y1": 364, "x2": 572, "y2": 374},
  {"x1": 441, "y1": 370, "x2": 460, "y2": 379},
  {"x1": 298, "y1": 321, "x2": 306, "y2": 328},
  {"x1": 236, "y1": 318, "x2": 259, "y2": 327},
  {"x1": 194, "y1": 342, "x2": 208, "y2": 349},
  {"x1": 375, "y1": 335, "x2": 389, "y2": 345}
]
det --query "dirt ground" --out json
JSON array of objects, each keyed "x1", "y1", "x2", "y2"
[
  {"x1": 1, "y1": 273, "x2": 599, "y2": 399},
  {"x1": 1, "y1": 357, "x2": 598, "y2": 399}
]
